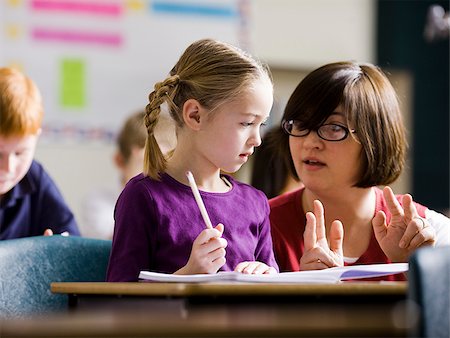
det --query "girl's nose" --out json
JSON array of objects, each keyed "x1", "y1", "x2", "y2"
[{"x1": 249, "y1": 129, "x2": 262, "y2": 148}]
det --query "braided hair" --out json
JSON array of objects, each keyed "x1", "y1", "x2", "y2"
[{"x1": 143, "y1": 38, "x2": 272, "y2": 179}]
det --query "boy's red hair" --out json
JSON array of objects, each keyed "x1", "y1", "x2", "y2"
[{"x1": 0, "y1": 67, "x2": 43, "y2": 137}]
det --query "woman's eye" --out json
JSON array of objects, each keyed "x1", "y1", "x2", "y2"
[
  {"x1": 330, "y1": 125, "x2": 342, "y2": 132},
  {"x1": 241, "y1": 122, "x2": 253, "y2": 127}
]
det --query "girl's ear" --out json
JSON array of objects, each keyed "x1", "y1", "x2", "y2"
[{"x1": 182, "y1": 99, "x2": 202, "y2": 131}]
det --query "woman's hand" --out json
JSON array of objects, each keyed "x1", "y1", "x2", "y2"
[
  {"x1": 372, "y1": 186, "x2": 436, "y2": 262},
  {"x1": 176, "y1": 223, "x2": 228, "y2": 274},
  {"x1": 300, "y1": 200, "x2": 344, "y2": 270},
  {"x1": 234, "y1": 261, "x2": 277, "y2": 274}
]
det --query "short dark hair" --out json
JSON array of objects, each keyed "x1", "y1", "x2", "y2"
[
  {"x1": 251, "y1": 127, "x2": 292, "y2": 199},
  {"x1": 273, "y1": 61, "x2": 406, "y2": 187}
]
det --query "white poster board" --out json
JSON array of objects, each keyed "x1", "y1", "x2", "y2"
[{"x1": 0, "y1": 0, "x2": 248, "y2": 142}]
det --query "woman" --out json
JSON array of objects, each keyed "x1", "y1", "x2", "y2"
[{"x1": 269, "y1": 61, "x2": 449, "y2": 280}]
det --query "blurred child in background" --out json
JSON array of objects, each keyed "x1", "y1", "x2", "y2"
[
  {"x1": 0, "y1": 67, "x2": 79, "y2": 239},
  {"x1": 80, "y1": 111, "x2": 175, "y2": 239}
]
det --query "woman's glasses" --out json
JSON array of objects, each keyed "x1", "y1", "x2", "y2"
[{"x1": 282, "y1": 119, "x2": 356, "y2": 142}]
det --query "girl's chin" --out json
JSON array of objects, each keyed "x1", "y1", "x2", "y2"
[{"x1": 220, "y1": 164, "x2": 242, "y2": 174}]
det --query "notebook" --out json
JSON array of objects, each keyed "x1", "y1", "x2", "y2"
[{"x1": 139, "y1": 263, "x2": 408, "y2": 284}]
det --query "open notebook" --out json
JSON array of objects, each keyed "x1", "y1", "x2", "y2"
[{"x1": 139, "y1": 263, "x2": 408, "y2": 284}]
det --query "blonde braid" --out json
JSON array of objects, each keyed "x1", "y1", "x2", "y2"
[{"x1": 143, "y1": 75, "x2": 180, "y2": 179}]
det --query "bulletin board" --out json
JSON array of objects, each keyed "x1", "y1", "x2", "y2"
[{"x1": 0, "y1": 0, "x2": 249, "y2": 142}]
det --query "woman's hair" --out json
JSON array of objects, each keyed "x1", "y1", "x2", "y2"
[
  {"x1": 143, "y1": 38, "x2": 272, "y2": 179},
  {"x1": 0, "y1": 67, "x2": 43, "y2": 137},
  {"x1": 274, "y1": 61, "x2": 406, "y2": 187},
  {"x1": 251, "y1": 126, "x2": 295, "y2": 199},
  {"x1": 116, "y1": 111, "x2": 147, "y2": 164}
]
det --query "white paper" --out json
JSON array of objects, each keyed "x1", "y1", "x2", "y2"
[{"x1": 139, "y1": 263, "x2": 408, "y2": 284}]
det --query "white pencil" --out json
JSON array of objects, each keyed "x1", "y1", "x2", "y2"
[{"x1": 186, "y1": 171, "x2": 213, "y2": 229}]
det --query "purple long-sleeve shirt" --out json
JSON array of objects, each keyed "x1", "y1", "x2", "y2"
[{"x1": 106, "y1": 173, "x2": 278, "y2": 281}]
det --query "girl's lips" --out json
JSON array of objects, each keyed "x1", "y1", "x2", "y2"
[{"x1": 239, "y1": 153, "x2": 252, "y2": 163}]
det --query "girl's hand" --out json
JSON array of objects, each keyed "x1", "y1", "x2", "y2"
[
  {"x1": 43, "y1": 229, "x2": 53, "y2": 236},
  {"x1": 43, "y1": 229, "x2": 69, "y2": 236},
  {"x1": 372, "y1": 186, "x2": 436, "y2": 262},
  {"x1": 300, "y1": 200, "x2": 344, "y2": 270},
  {"x1": 234, "y1": 261, "x2": 277, "y2": 274},
  {"x1": 176, "y1": 223, "x2": 228, "y2": 274}
]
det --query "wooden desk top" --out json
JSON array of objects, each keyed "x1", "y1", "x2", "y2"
[
  {"x1": 24, "y1": 281, "x2": 409, "y2": 337},
  {"x1": 51, "y1": 281, "x2": 407, "y2": 297}
]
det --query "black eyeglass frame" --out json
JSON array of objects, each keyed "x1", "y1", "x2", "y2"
[{"x1": 281, "y1": 119, "x2": 356, "y2": 142}]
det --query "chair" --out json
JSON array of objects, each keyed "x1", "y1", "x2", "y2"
[
  {"x1": 0, "y1": 235, "x2": 111, "y2": 318},
  {"x1": 408, "y1": 246, "x2": 450, "y2": 338}
]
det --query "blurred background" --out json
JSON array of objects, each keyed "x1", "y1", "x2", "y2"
[{"x1": 1, "y1": 0, "x2": 448, "y2": 229}]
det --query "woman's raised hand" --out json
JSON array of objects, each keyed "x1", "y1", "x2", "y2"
[
  {"x1": 300, "y1": 200, "x2": 344, "y2": 270},
  {"x1": 372, "y1": 186, "x2": 436, "y2": 262}
]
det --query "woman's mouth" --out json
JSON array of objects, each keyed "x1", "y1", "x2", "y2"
[{"x1": 303, "y1": 159, "x2": 325, "y2": 167}]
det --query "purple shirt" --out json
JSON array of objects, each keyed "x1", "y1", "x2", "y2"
[{"x1": 106, "y1": 173, "x2": 278, "y2": 281}]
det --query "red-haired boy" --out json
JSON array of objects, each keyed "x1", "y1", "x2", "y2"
[{"x1": 0, "y1": 67, "x2": 79, "y2": 239}]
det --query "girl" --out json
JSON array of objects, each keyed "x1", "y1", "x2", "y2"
[
  {"x1": 107, "y1": 39, "x2": 278, "y2": 281},
  {"x1": 269, "y1": 61, "x2": 449, "y2": 280}
]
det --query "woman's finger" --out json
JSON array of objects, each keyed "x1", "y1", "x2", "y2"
[
  {"x1": 303, "y1": 212, "x2": 317, "y2": 251},
  {"x1": 329, "y1": 220, "x2": 344, "y2": 258},
  {"x1": 402, "y1": 194, "x2": 419, "y2": 224},
  {"x1": 383, "y1": 186, "x2": 404, "y2": 218},
  {"x1": 405, "y1": 221, "x2": 436, "y2": 249},
  {"x1": 314, "y1": 200, "x2": 327, "y2": 241},
  {"x1": 399, "y1": 217, "x2": 427, "y2": 249}
]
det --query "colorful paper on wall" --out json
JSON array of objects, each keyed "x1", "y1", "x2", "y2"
[{"x1": 60, "y1": 59, "x2": 85, "y2": 108}]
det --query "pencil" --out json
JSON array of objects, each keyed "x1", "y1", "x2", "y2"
[{"x1": 186, "y1": 171, "x2": 213, "y2": 229}]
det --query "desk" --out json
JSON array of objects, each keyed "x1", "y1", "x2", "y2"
[{"x1": 2, "y1": 282, "x2": 411, "y2": 337}]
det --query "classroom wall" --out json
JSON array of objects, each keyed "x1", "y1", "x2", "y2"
[
  {"x1": 251, "y1": 0, "x2": 375, "y2": 68},
  {"x1": 4, "y1": 0, "x2": 417, "y2": 232}
]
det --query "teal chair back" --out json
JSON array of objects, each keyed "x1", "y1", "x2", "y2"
[
  {"x1": 408, "y1": 246, "x2": 450, "y2": 338},
  {"x1": 0, "y1": 235, "x2": 111, "y2": 318}
]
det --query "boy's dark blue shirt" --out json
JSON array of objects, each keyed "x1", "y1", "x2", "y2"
[{"x1": 0, "y1": 160, "x2": 79, "y2": 239}]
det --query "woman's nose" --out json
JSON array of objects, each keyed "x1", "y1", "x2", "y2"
[{"x1": 301, "y1": 130, "x2": 323, "y2": 149}]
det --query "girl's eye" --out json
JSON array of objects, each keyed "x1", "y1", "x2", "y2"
[{"x1": 241, "y1": 122, "x2": 253, "y2": 127}]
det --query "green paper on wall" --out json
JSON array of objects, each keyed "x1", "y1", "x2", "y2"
[{"x1": 60, "y1": 59, "x2": 85, "y2": 108}]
